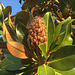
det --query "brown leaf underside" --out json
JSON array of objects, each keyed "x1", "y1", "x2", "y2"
[{"x1": 7, "y1": 41, "x2": 28, "y2": 59}]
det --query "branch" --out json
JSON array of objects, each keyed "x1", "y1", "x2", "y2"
[{"x1": 36, "y1": 47, "x2": 43, "y2": 65}]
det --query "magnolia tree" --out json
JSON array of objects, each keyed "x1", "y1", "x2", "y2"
[{"x1": 0, "y1": 0, "x2": 75, "y2": 75}]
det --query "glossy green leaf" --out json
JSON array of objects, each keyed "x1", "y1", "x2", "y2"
[
  {"x1": 16, "y1": 22, "x2": 28, "y2": 47},
  {"x1": 55, "y1": 68, "x2": 75, "y2": 75},
  {"x1": 0, "y1": 70, "x2": 14, "y2": 75},
  {"x1": 38, "y1": 64, "x2": 55, "y2": 75},
  {"x1": 28, "y1": 13, "x2": 33, "y2": 27},
  {"x1": 1, "y1": 49, "x2": 10, "y2": 54},
  {"x1": 0, "y1": 2, "x2": 5, "y2": 10},
  {"x1": 53, "y1": 17, "x2": 74, "y2": 42},
  {"x1": 0, "y1": 3, "x2": 3, "y2": 11},
  {"x1": 51, "y1": 18, "x2": 74, "y2": 53},
  {"x1": 5, "y1": 63, "x2": 24, "y2": 71},
  {"x1": 56, "y1": 32, "x2": 65, "y2": 45},
  {"x1": 22, "y1": 0, "x2": 31, "y2": 10},
  {"x1": 39, "y1": 12, "x2": 55, "y2": 58},
  {"x1": 15, "y1": 10, "x2": 30, "y2": 27},
  {"x1": 39, "y1": 44, "x2": 46, "y2": 58},
  {"x1": 0, "y1": 9, "x2": 3, "y2": 26},
  {"x1": 48, "y1": 45, "x2": 75, "y2": 70},
  {"x1": 57, "y1": 23, "x2": 73, "y2": 46},
  {"x1": 52, "y1": 17, "x2": 57, "y2": 20},
  {"x1": 0, "y1": 54, "x2": 24, "y2": 71},
  {"x1": 2, "y1": 6, "x2": 12, "y2": 19},
  {"x1": 43, "y1": 12, "x2": 55, "y2": 52},
  {"x1": 22, "y1": 0, "x2": 38, "y2": 10}
]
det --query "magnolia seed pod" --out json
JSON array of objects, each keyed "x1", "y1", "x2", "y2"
[{"x1": 27, "y1": 16, "x2": 48, "y2": 49}]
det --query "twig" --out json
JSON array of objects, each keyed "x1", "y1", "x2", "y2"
[{"x1": 36, "y1": 47, "x2": 43, "y2": 65}]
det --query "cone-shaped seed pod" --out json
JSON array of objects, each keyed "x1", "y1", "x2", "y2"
[{"x1": 27, "y1": 16, "x2": 47, "y2": 49}]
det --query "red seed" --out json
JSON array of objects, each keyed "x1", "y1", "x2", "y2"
[
  {"x1": 37, "y1": 26, "x2": 40, "y2": 28},
  {"x1": 33, "y1": 38, "x2": 34, "y2": 41},
  {"x1": 36, "y1": 28, "x2": 38, "y2": 31}
]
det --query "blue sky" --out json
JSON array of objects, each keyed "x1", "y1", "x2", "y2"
[{"x1": 0, "y1": 0, "x2": 23, "y2": 15}]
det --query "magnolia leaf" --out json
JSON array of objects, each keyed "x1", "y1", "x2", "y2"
[
  {"x1": 38, "y1": 44, "x2": 47, "y2": 58},
  {"x1": 6, "y1": 25, "x2": 16, "y2": 41},
  {"x1": 55, "y1": 68, "x2": 75, "y2": 75},
  {"x1": 43, "y1": 12, "x2": 55, "y2": 52},
  {"x1": 0, "y1": 9, "x2": 3, "y2": 26},
  {"x1": 0, "y1": 54, "x2": 24, "y2": 71},
  {"x1": 7, "y1": 41, "x2": 28, "y2": 59},
  {"x1": 39, "y1": 12, "x2": 55, "y2": 58},
  {"x1": 0, "y1": 70, "x2": 14, "y2": 75},
  {"x1": 22, "y1": 0, "x2": 31, "y2": 10},
  {"x1": 51, "y1": 17, "x2": 74, "y2": 53},
  {"x1": 16, "y1": 22, "x2": 28, "y2": 47},
  {"x1": 48, "y1": 45, "x2": 75, "y2": 70},
  {"x1": 3, "y1": 22, "x2": 16, "y2": 41},
  {"x1": 8, "y1": 12, "x2": 13, "y2": 29},
  {"x1": 38, "y1": 64, "x2": 55, "y2": 75},
  {"x1": 3, "y1": 22, "x2": 6, "y2": 37},
  {"x1": 5, "y1": 63, "x2": 24, "y2": 71},
  {"x1": 53, "y1": 17, "x2": 71, "y2": 42},
  {"x1": 56, "y1": 22, "x2": 73, "y2": 46},
  {"x1": 28, "y1": 13, "x2": 33, "y2": 27},
  {"x1": 22, "y1": 0, "x2": 38, "y2": 10},
  {"x1": 0, "y1": 2, "x2": 3, "y2": 11},
  {"x1": 0, "y1": 2, "x2": 5, "y2": 10},
  {"x1": 1, "y1": 49, "x2": 10, "y2": 54},
  {"x1": 53, "y1": 17, "x2": 75, "y2": 42},
  {"x1": 2, "y1": 6, "x2": 12, "y2": 19},
  {"x1": 39, "y1": 12, "x2": 55, "y2": 54},
  {"x1": 15, "y1": 10, "x2": 30, "y2": 28}
]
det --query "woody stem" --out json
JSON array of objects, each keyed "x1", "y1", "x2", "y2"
[{"x1": 36, "y1": 47, "x2": 43, "y2": 65}]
